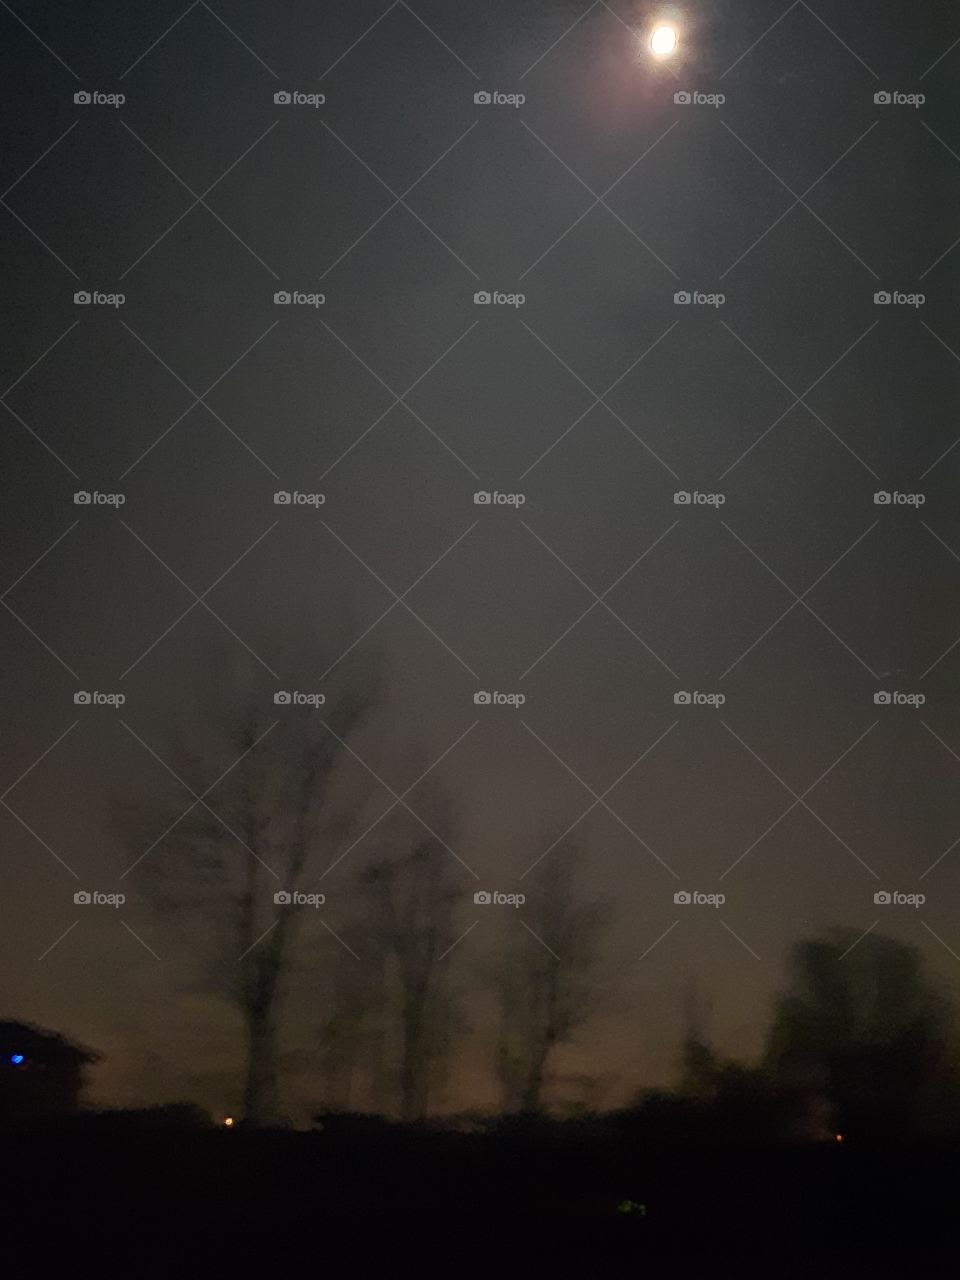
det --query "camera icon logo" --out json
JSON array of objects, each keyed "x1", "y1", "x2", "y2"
[
  {"x1": 674, "y1": 290, "x2": 691, "y2": 304},
  {"x1": 874, "y1": 890, "x2": 892, "y2": 904},
  {"x1": 474, "y1": 291, "x2": 492, "y2": 305},
  {"x1": 474, "y1": 91, "x2": 491, "y2": 105},
  {"x1": 674, "y1": 890, "x2": 691, "y2": 904},
  {"x1": 74, "y1": 91, "x2": 91, "y2": 105},
  {"x1": 874, "y1": 691, "x2": 891, "y2": 705},
  {"x1": 474, "y1": 890, "x2": 492, "y2": 904},
  {"x1": 74, "y1": 291, "x2": 91, "y2": 305},
  {"x1": 673, "y1": 491, "x2": 691, "y2": 504},
  {"x1": 73, "y1": 491, "x2": 92, "y2": 504},
  {"x1": 274, "y1": 291, "x2": 291, "y2": 304},
  {"x1": 674, "y1": 691, "x2": 691, "y2": 705},
  {"x1": 274, "y1": 91, "x2": 292, "y2": 104},
  {"x1": 874, "y1": 291, "x2": 891, "y2": 305},
  {"x1": 274, "y1": 691, "x2": 292, "y2": 704},
  {"x1": 74, "y1": 890, "x2": 92, "y2": 904},
  {"x1": 874, "y1": 91, "x2": 891, "y2": 105},
  {"x1": 873, "y1": 491, "x2": 891, "y2": 504},
  {"x1": 674, "y1": 91, "x2": 692, "y2": 105},
  {"x1": 274, "y1": 890, "x2": 292, "y2": 904},
  {"x1": 74, "y1": 691, "x2": 91, "y2": 704},
  {"x1": 273, "y1": 491, "x2": 292, "y2": 504},
  {"x1": 474, "y1": 491, "x2": 492, "y2": 504},
  {"x1": 474, "y1": 691, "x2": 492, "y2": 705}
]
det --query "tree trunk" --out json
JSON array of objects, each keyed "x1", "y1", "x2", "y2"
[
  {"x1": 243, "y1": 1004, "x2": 278, "y2": 1125},
  {"x1": 521, "y1": 1043, "x2": 549, "y2": 1113},
  {"x1": 400, "y1": 1001, "x2": 427, "y2": 1122}
]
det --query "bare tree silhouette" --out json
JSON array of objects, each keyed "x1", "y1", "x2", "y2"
[
  {"x1": 365, "y1": 833, "x2": 464, "y2": 1121},
  {"x1": 118, "y1": 650, "x2": 375, "y2": 1125},
  {"x1": 496, "y1": 846, "x2": 608, "y2": 1114}
]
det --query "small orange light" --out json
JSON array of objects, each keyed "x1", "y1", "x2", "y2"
[
  {"x1": 835, "y1": 1133, "x2": 844, "y2": 1144},
  {"x1": 224, "y1": 1117, "x2": 234, "y2": 1128}
]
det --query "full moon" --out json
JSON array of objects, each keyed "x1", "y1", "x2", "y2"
[{"x1": 650, "y1": 25, "x2": 678, "y2": 56}]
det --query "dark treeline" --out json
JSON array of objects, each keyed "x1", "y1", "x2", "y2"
[
  {"x1": 5, "y1": 667, "x2": 960, "y2": 1275},
  {"x1": 7, "y1": 665, "x2": 959, "y2": 1140},
  {"x1": 5, "y1": 924, "x2": 960, "y2": 1143}
]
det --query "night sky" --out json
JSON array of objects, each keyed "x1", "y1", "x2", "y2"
[{"x1": 2, "y1": 0, "x2": 960, "y2": 1122}]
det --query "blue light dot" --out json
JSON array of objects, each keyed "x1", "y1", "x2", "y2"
[{"x1": 11, "y1": 1054, "x2": 24, "y2": 1065}]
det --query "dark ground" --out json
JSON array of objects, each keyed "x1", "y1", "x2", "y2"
[{"x1": 7, "y1": 1119, "x2": 959, "y2": 1274}]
